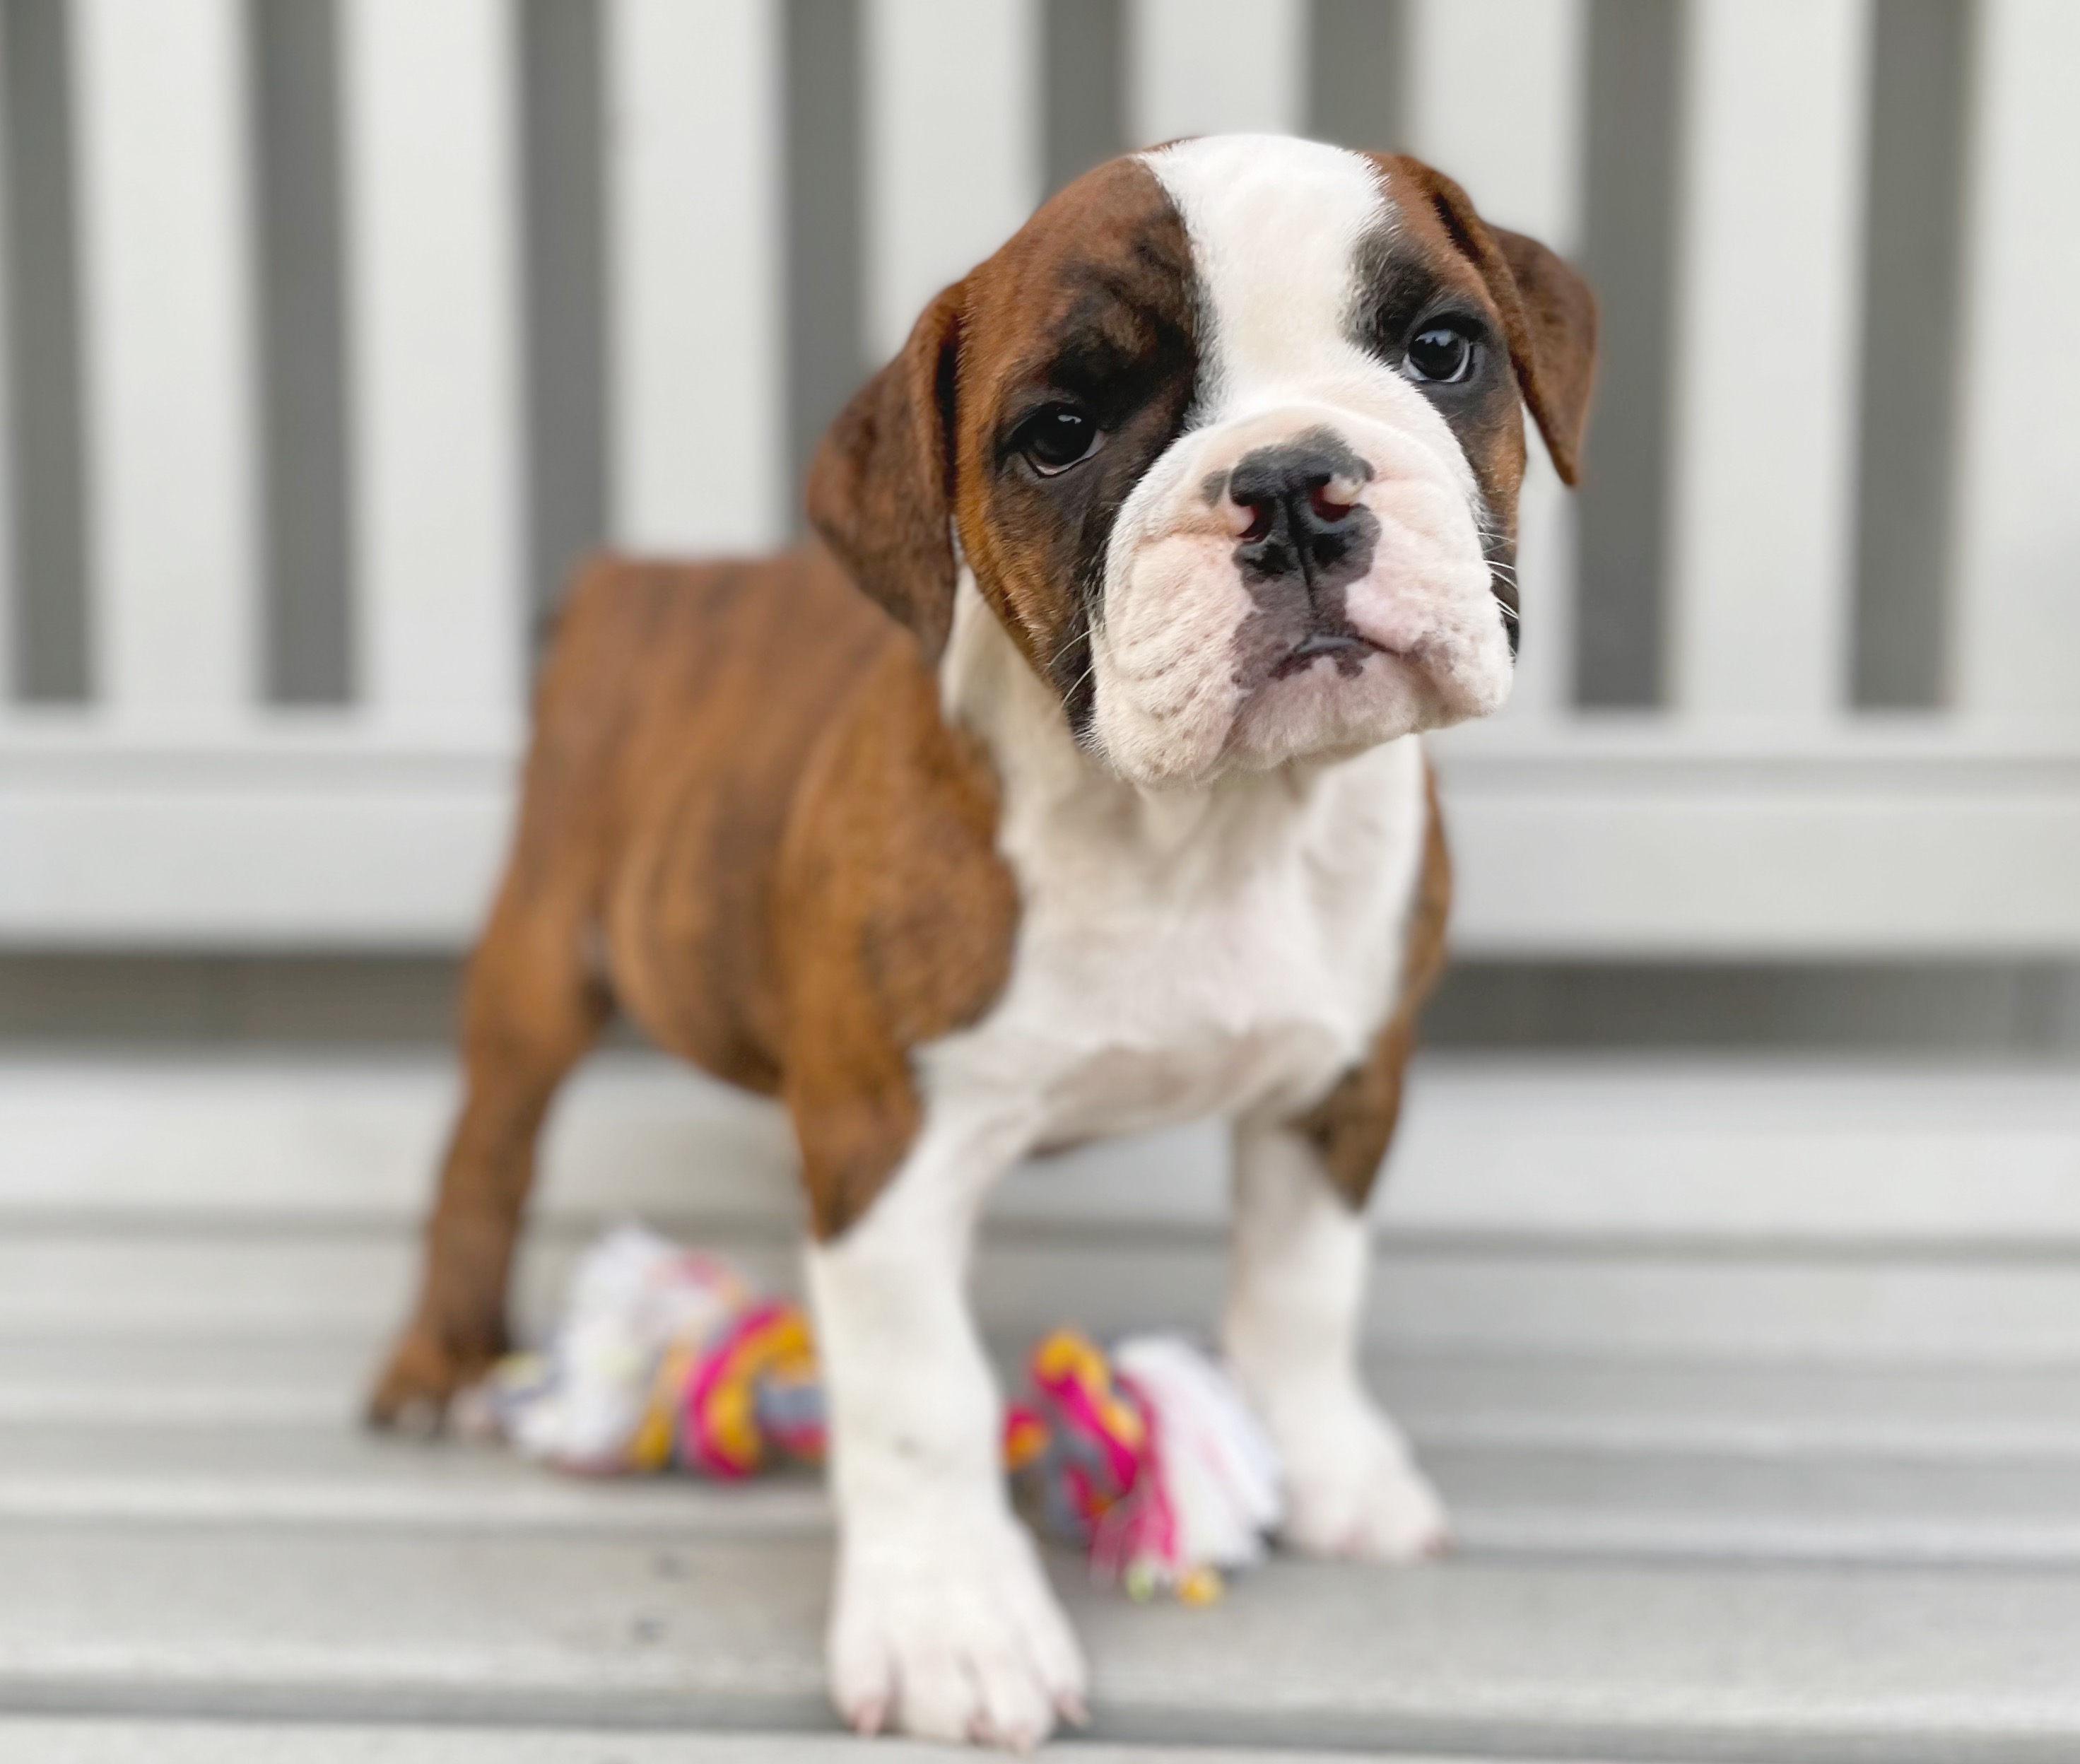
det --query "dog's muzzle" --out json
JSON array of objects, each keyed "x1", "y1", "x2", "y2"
[{"x1": 1217, "y1": 428, "x2": 1384, "y2": 678}]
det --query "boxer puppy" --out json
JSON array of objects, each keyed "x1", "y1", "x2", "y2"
[{"x1": 370, "y1": 134, "x2": 1594, "y2": 1748}]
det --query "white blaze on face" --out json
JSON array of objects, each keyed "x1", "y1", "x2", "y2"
[{"x1": 1091, "y1": 135, "x2": 1514, "y2": 789}]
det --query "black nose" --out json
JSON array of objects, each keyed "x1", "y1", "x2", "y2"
[{"x1": 1225, "y1": 436, "x2": 1373, "y2": 584}]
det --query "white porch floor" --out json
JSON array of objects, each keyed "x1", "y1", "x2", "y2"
[{"x1": 4, "y1": 1052, "x2": 2079, "y2": 1760}]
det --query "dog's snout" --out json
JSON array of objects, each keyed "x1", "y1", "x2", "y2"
[
  {"x1": 1221, "y1": 429, "x2": 1376, "y2": 585},
  {"x1": 1228, "y1": 449, "x2": 1360, "y2": 534}
]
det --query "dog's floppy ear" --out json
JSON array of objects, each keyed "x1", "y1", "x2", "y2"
[
  {"x1": 1488, "y1": 224, "x2": 1599, "y2": 485},
  {"x1": 807, "y1": 279, "x2": 967, "y2": 662},
  {"x1": 1394, "y1": 159, "x2": 1598, "y2": 486}
]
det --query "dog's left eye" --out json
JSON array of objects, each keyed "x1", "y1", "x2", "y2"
[
  {"x1": 1403, "y1": 323, "x2": 1477, "y2": 385},
  {"x1": 1016, "y1": 404, "x2": 1103, "y2": 476}
]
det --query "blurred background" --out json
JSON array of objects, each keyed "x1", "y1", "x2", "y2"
[
  {"x1": 6, "y1": 4, "x2": 2080, "y2": 1757},
  {"x1": 0, "y1": 0, "x2": 2076, "y2": 1047}
]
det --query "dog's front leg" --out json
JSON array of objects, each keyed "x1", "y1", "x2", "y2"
[
  {"x1": 1225, "y1": 1118, "x2": 1448, "y2": 1561},
  {"x1": 808, "y1": 1123, "x2": 1086, "y2": 1748}
]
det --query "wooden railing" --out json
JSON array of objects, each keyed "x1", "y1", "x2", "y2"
[{"x1": 1, "y1": 0, "x2": 2075, "y2": 956}]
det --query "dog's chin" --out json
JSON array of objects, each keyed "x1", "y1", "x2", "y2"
[
  {"x1": 1093, "y1": 644, "x2": 1508, "y2": 789},
  {"x1": 1227, "y1": 647, "x2": 1437, "y2": 771}
]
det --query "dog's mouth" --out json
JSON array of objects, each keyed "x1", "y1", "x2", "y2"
[{"x1": 1269, "y1": 628, "x2": 1385, "y2": 680}]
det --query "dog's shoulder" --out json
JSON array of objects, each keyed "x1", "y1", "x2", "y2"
[{"x1": 775, "y1": 627, "x2": 1022, "y2": 1235}]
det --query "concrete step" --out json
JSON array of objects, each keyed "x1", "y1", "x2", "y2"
[
  {"x1": 6, "y1": 1418, "x2": 2080, "y2": 1569},
  {"x1": 8, "y1": 1224, "x2": 2080, "y2": 1363},
  {"x1": 11, "y1": 1336, "x2": 2080, "y2": 1454},
  {"x1": 4, "y1": 1521, "x2": 2078, "y2": 1760},
  {"x1": 0, "y1": 1722, "x2": 1570, "y2": 1764},
  {"x1": 8, "y1": 1052, "x2": 2080, "y2": 1369},
  {"x1": 6, "y1": 1053, "x2": 2079, "y2": 1758},
  {"x1": 9, "y1": 1052, "x2": 2080, "y2": 1248}
]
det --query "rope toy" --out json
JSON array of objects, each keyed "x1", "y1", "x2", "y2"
[{"x1": 479, "y1": 1224, "x2": 1282, "y2": 1601}]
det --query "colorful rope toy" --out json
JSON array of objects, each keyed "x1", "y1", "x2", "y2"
[{"x1": 483, "y1": 1224, "x2": 1282, "y2": 1601}]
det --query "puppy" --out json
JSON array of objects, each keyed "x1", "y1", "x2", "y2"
[{"x1": 370, "y1": 134, "x2": 1595, "y2": 1748}]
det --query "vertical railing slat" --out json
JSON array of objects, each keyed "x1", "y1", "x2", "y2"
[
  {"x1": 1131, "y1": 0, "x2": 1306, "y2": 144},
  {"x1": 252, "y1": 0, "x2": 356, "y2": 706},
  {"x1": 864, "y1": 0, "x2": 1038, "y2": 365},
  {"x1": 342, "y1": 0, "x2": 522, "y2": 730},
  {"x1": 1573, "y1": 0, "x2": 1683, "y2": 710},
  {"x1": 75, "y1": 0, "x2": 258, "y2": 722},
  {"x1": 1406, "y1": 0, "x2": 1582, "y2": 249},
  {"x1": 3, "y1": 0, "x2": 92, "y2": 705},
  {"x1": 0, "y1": 6, "x2": 16, "y2": 707},
  {"x1": 1406, "y1": 0, "x2": 1585, "y2": 725},
  {"x1": 1951, "y1": 0, "x2": 2080, "y2": 722},
  {"x1": 607, "y1": 0, "x2": 782, "y2": 555},
  {"x1": 1667, "y1": 0, "x2": 1870, "y2": 722},
  {"x1": 517, "y1": 0, "x2": 609, "y2": 622}
]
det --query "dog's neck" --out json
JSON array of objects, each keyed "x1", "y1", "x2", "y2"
[{"x1": 941, "y1": 571, "x2": 1400, "y2": 879}]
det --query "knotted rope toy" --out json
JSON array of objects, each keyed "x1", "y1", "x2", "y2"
[{"x1": 479, "y1": 1224, "x2": 1282, "y2": 1601}]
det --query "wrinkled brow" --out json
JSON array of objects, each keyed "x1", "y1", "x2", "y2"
[{"x1": 999, "y1": 254, "x2": 1193, "y2": 399}]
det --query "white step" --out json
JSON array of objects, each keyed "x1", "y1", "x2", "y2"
[
  {"x1": 9, "y1": 1338, "x2": 2079, "y2": 1456},
  {"x1": 5, "y1": 1053, "x2": 2079, "y2": 1757},
  {"x1": 9, "y1": 1052, "x2": 2080, "y2": 1247},
  {"x1": 4, "y1": 1522, "x2": 2078, "y2": 1759},
  {"x1": 6, "y1": 1225, "x2": 2080, "y2": 1364},
  {"x1": 0, "y1": 1722, "x2": 1553, "y2": 1764},
  {"x1": 4, "y1": 1394, "x2": 2080, "y2": 1568}
]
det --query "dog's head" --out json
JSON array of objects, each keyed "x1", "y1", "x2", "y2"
[{"x1": 811, "y1": 134, "x2": 1596, "y2": 787}]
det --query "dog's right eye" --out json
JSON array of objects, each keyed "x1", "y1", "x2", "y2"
[
  {"x1": 1016, "y1": 404, "x2": 1103, "y2": 476},
  {"x1": 1403, "y1": 322, "x2": 1478, "y2": 384}
]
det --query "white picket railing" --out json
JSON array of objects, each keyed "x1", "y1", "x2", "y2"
[{"x1": 1, "y1": 0, "x2": 2078, "y2": 956}]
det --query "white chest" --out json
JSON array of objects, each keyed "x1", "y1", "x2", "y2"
[{"x1": 922, "y1": 594, "x2": 1430, "y2": 1154}]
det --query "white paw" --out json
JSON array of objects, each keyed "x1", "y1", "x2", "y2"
[
  {"x1": 1275, "y1": 1399, "x2": 1450, "y2": 1563},
  {"x1": 829, "y1": 1514, "x2": 1088, "y2": 1750}
]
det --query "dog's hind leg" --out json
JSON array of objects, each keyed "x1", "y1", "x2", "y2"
[{"x1": 367, "y1": 878, "x2": 609, "y2": 1431}]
